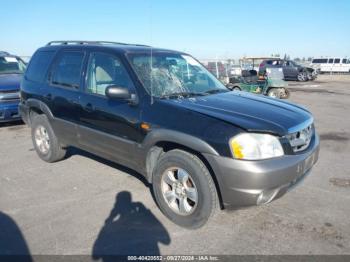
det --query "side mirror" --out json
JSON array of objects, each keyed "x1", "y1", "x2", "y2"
[
  {"x1": 105, "y1": 85, "x2": 138, "y2": 105},
  {"x1": 105, "y1": 85, "x2": 131, "y2": 99}
]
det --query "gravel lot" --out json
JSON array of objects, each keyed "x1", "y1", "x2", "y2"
[{"x1": 1, "y1": 75, "x2": 349, "y2": 256}]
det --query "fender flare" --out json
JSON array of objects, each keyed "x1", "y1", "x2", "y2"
[
  {"x1": 141, "y1": 129, "x2": 219, "y2": 156},
  {"x1": 26, "y1": 98, "x2": 54, "y2": 120},
  {"x1": 140, "y1": 128, "x2": 220, "y2": 182}
]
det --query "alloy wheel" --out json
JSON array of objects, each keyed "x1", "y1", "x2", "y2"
[
  {"x1": 161, "y1": 167, "x2": 198, "y2": 216},
  {"x1": 34, "y1": 125, "x2": 50, "y2": 154}
]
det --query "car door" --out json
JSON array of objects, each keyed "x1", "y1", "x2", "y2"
[
  {"x1": 283, "y1": 60, "x2": 297, "y2": 79},
  {"x1": 47, "y1": 50, "x2": 86, "y2": 145},
  {"x1": 77, "y1": 51, "x2": 142, "y2": 167}
]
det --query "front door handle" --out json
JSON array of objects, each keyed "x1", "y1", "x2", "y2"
[{"x1": 84, "y1": 103, "x2": 94, "y2": 112}]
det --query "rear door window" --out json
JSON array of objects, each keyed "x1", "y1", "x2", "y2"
[
  {"x1": 328, "y1": 59, "x2": 334, "y2": 63},
  {"x1": 51, "y1": 51, "x2": 85, "y2": 88},
  {"x1": 334, "y1": 59, "x2": 340, "y2": 64}
]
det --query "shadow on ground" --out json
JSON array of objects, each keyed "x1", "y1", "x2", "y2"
[
  {"x1": 0, "y1": 120, "x2": 24, "y2": 129},
  {"x1": 92, "y1": 191, "x2": 170, "y2": 261},
  {"x1": 0, "y1": 211, "x2": 32, "y2": 262},
  {"x1": 66, "y1": 147, "x2": 150, "y2": 187}
]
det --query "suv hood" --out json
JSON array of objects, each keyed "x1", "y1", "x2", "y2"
[
  {"x1": 0, "y1": 74, "x2": 22, "y2": 91},
  {"x1": 164, "y1": 91, "x2": 312, "y2": 136}
]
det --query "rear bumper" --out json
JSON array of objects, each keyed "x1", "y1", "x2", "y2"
[
  {"x1": 204, "y1": 134, "x2": 320, "y2": 209},
  {"x1": 18, "y1": 102, "x2": 30, "y2": 125},
  {"x1": 0, "y1": 101, "x2": 21, "y2": 123}
]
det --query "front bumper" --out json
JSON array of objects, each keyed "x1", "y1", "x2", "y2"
[
  {"x1": 204, "y1": 134, "x2": 320, "y2": 208},
  {"x1": 0, "y1": 101, "x2": 21, "y2": 123}
]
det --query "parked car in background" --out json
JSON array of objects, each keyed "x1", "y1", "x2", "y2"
[
  {"x1": 20, "y1": 41, "x2": 319, "y2": 228},
  {"x1": 0, "y1": 51, "x2": 26, "y2": 123},
  {"x1": 259, "y1": 58, "x2": 317, "y2": 81},
  {"x1": 227, "y1": 68, "x2": 289, "y2": 99},
  {"x1": 311, "y1": 58, "x2": 350, "y2": 73}
]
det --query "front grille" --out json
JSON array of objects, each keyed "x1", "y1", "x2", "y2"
[
  {"x1": 0, "y1": 91, "x2": 20, "y2": 101},
  {"x1": 286, "y1": 124, "x2": 313, "y2": 152}
]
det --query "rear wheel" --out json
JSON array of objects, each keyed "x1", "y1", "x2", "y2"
[
  {"x1": 280, "y1": 88, "x2": 290, "y2": 99},
  {"x1": 232, "y1": 86, "x2": 241, "y2": 91},
  {"x1": 152, "y1": 149, "x2": 218, "y2": 229},
  {"x1": 267, "y1": 88, "x2": 281, "y2": 98},
  {"x1": 31, "y1": 114, "x2": 66, "y2": 162}
]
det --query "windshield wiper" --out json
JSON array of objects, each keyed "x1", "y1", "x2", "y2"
[
  {"x1": 160, "y1": 91, "x2": 207, "y2": 99},
  {"x1": 204, "y1": 89, "x2": 229, "y2": 95}
]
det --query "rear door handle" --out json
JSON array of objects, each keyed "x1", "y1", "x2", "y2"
[
  {"x1": 84, "y1": 103, "x2": 94, "y2": 112},
  {"x1": 69, "y1": 99, "x2": 80, "y2": 106}
]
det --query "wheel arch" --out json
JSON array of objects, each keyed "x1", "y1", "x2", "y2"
[
  {"x1": 143, "y1": 130, "x2": 224, "y2": 208},
  {"x1": 26, "y1": 99, "x2": 54, "y2": 125}
]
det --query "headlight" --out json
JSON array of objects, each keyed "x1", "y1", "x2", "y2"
[{"x1": 229, "y1": 133, "x2": 284, "y2": 160}]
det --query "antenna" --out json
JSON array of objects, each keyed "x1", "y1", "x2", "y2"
[{"x1": 149, "y1": 1, "x2": 154, "y2": 104}]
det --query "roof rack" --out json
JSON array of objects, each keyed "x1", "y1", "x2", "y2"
[{"x1": 46, "y1": 40, "x2": 150, "y2": 47}]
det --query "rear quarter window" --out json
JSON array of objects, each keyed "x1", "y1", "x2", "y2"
[{"x1": 25, "y1": 51, "x2": 55, "y2": 82}]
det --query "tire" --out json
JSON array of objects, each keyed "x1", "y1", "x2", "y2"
[
  {"x1": 267, "y1": 88, "x2": 281, "y2": 99},
  {"x1": 232, "y1": 86, "x2": 241, "y2": 91},
  {"x1": 152, "y1": 149, "x2": 218, "y2": 229},
  {"x1": 280, "y1": 88, "x2": 290, "y2": 99},
  {"x1": 226, "y1": 83, "x2": 234, "y2": 90},
  {"x1": 297, "y1": 72, "x2": 307, "y2": 82},
  {"x1": 31, "y1": 114, "x2": 66, "y2": 163}
]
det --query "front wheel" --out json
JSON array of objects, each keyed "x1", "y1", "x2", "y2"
[
  {"x1": 297, "y1": 72, "x2": 307, "y2": 82},
  {"x1": 152, "y1": 150, "x2": 218, "y2": 229}
]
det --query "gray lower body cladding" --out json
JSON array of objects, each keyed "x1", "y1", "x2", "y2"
[{"x1": 204, "y1": 135, "x2": 320, "y2": 208}]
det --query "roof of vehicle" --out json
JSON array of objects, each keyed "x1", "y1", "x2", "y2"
[
  {"x1": 261, "y1": 58, "x2": 283, "y2": 61},
  {"x1": 241, "y1": 57, "x2": 276, "y2": 60},
  {"x1": 38, "y1": 40, "x2": 186, "y2": 55},
  {"x1": 0, "y1": 51, "x2": 24, "y2": 61},
  {"x1": 0, "y1": 51, "x2": 12, "y2": 57}
]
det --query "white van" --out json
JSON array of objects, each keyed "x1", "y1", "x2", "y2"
[{"x1": 311, "y1": 58, "x2": 350, "y2": 73}]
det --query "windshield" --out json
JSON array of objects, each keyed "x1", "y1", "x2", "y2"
[
  {"x1": 0, "y1": 56, "x2": 26, "y2": 74},
  {"x1": 128, "y1": 53, "x2": 228, "y2": 98}
]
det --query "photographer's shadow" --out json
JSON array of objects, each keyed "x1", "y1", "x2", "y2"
[
  {"x1": 92, "y1": 191, "x2": 170, "y2": 261},
  {"x1": 0, "y1": 211, "x2": 32, "y2": 262}
]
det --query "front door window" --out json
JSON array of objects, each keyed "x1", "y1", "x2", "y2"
[{"x1": 86, "y1": 52, "x2": 134, "y2": 96}]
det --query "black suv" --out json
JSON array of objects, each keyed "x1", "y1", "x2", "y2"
[
  {"x1": 20, "y1": 41, "x2": 319, "y2": 228},
  {"x1": 259, "y1": 59, "x2": 317, "y2": 82}
]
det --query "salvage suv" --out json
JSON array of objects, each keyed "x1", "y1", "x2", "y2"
[{"x1": 20, "y1": 41, "x2": 319, "y2": 228}]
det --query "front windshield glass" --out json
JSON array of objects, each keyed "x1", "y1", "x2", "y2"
[
  {"x1": 128, "y1": 52, "x2": 228, "y2": 98},
  {"x1": 0, "y1": 56, "x2": 26, "y2": 74}
]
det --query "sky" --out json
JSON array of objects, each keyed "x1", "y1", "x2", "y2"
[{"x1": 1, "y1": 0, "x2": 349, "y2": 59}]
